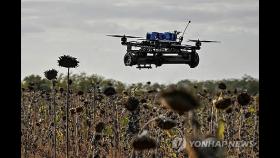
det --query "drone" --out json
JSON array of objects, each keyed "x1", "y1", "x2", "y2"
[{"x1": 107, "y1": 21, "x2": 220, "y2": 69}]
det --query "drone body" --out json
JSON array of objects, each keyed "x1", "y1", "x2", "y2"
[{"x1": 107, "y1": 21, "x2": 219, "y2": 69}]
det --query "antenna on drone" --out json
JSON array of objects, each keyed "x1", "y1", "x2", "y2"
[{"x1": 179, "y1": 20, "x2": 191, "y2": 43}]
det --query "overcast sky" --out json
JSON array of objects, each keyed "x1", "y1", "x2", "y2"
[{"x1": 21, "y1": 0, "x2": 259, "y2": 84}]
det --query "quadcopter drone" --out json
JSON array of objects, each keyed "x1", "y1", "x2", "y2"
[{"x1": 107, "y1": 21, "x2": 220, "y2": 69}]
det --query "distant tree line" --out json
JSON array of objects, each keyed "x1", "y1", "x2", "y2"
[{"x1": 21, "y1": 73, "x2": 259, "y2": 95}]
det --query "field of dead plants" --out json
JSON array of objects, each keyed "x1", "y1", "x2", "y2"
[{"x1": 21, "y1": 55, "x2": 259, "y2": 158}]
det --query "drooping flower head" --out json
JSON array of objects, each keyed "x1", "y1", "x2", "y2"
[
  {"x1": 44, "y1": 69, "x2": 58, "y2": 80},
  {"x1": 125, "y1": 97, "x2": 139, "y2": 111},
  {"x1": 95, "y1": 122, "x2": 106, "y2": 133},
  {"x1": 156, "y1": 117, "x2": 177, "y2": 130},
  {"x1": 214, "y1": 97, "x2": 232, "y2": 110},
  {"x1": 132, "y1": 130, "x2": 157, "y2": 151},
  {"x1": 218, "y1": 82, "x2": 227, "y2": 90},
  {"x1": 103, "y1": 86, "x2": 116, "y2": 96},
  {"x1": 76, "y1": 106, "x2": 83, "y2": 113},
  {"x1": 58, "y1": 55, "x2": 79, "y2": 68},
  {"x1": 77, "y1": 90, "x2": 84, "y2": 96},
  {"x1": 159, "y1": 86, "x2": 200, "y2": 115},
  {"x1": 237, "y1": 92, "x2": 251, "y2": 106}
]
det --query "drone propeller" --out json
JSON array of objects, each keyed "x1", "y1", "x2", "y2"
[
  {"x1": 137, "y1": 38, "x2": 147, "y2": 40},
  {"x1": 107, "y1": 34, "x2": 142, "y2": 38},
  {"x1": 188, "y1": 39, "x2": 220, "y2": 43}
]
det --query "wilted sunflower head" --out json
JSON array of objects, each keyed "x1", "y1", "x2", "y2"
[
  {"x1": 77, "y1": 90, "x2": 84, "y2": 96},
  {"x1": 125, "y1": 97, "x2": 139, "y2": 111},
  {"x1": 218, "y1": 82, "x2": 227, "y2": 90},
  {"x1": 103, "y1": 86, "x2": 116, "y2": 96},
  {"x1": 132, "y1": 130, "x2": 157, "y2": 151},
  {"x1": 225, "y1": 108, "x2": 233, "y2": 114},
  {"x1": 70, "y1": 108, "x2": 76, "y2": 115},
  {"x1": 159, "y1": 86, "x2": 200, "y2": 115},
  {"x1": 95, "y1": 122, "x2": 106, "y2": 133},
  {"x1": 94, "y1": 134, "x2": 102, "y2": 142},
  {"x1": 214, "y1": 97, "x2": 232, "y2": 110},
  {"x1": 59, "y1": 87, "x2": 64, "y2": 93},
  {"x1": 58, "y1": 55, "x2": 79, "y2": 68},
  {"x1": 44, "y1": 69, "x2": 58, "y2": 80},
  {"x1": 76, "y1": 106, "x2": 83, "y2": 113},
  {"x1": 100, "y1": 109, "x2": 105, "y2": 115},
  {"x1": 35, "y1": 122, "x2": 41, "y2": 127},
  {"x1": 237, "y1": 92, "x2": 251, "y2": 106},
  {"x1": 244, "y1": 112, "x2": 251, "y2": 118},
  {"x1": 156, "y1": 117, "x2": 177, "y2": 130}
]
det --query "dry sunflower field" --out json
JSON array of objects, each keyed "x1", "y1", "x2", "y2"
[{"x1": 21, "y1": 55, "x2": 259, "y2": 158}]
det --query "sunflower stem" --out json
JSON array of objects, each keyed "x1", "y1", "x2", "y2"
[
  {"x1": 139, "y1": 116, "x2": 160, "y2": 134},
  {"x1": 66, "y1": 67, "x2": 69, "y2": 158},
  {"x1": 210, "y1": 105, "x2": 214, "y2": 135},
  {"x1": 91, "y1": 85, "x2": 96, "y2": 158},
  {"x1": 52, "y1": 80, "x2": 57, "y2": 158}
]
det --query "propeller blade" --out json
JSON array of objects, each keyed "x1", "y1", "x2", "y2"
[
  {"x1": 188, "y1": 39, "x2": 220, "y2": 43},
  {"x1": 137, "y1": 38, "x2": 148, "y2": 41},
  {"x1": 188, "y1": 39, "x2": 199, "y2": 42},
  {"x1": 125, "y1": 35, "x2": 143, "y2": 38},
  {"x1": 200, "y1": 40, "x2": 220, "y2": 43},
  {"x1": 107, "y1": 35, "x2": 124, "y2": 38},
  {"x1": 106, "y1": 34, "x2": 142, "y2": 38}
]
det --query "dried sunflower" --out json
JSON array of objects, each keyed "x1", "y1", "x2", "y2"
[
  {"x1": 218, "y1": 82, "x2": 227, "y2": 90},
  {"x1": 225, "y1": 108, "x2": 233, "y2": 114},
  {"x1": 44, "y1": 69, "x2": 58, "y2": 80},
  {"x1": 58, "y1": 55, "x2": 79, "y2": 68},
  {"x1": 59, "y1": 87, "x2": 64, "y2": 93},
  {"x1": 237, "y1": 92, "x2": 251, "y2": 106},
  {"x1": 156, "y1": 117, "x2": 177, "y2": 130},
  {"x1": 125, "y1": 97, "x2": 139, "y2": 111},
  {"x1": 77, "y1": 90, "x2": 84, "y2": 96},
  {"x1": 103, "y1": 86, "x2": 116, "y2": 96},
  {"x1": 70, "y1": 108, "x2": 76, "y2": 115},
  {"x1": 244, "y1": 112, "x2": 251, "y2": 118},
  {"x1": 214, "y1": 97, "x2": 232, "y2": 110},
  {"x1": 95, "y1": 122, "x2": 106, "y2": 133},
  {"x1": 159, "y1": 86, "x2": 200, "y2": 115},
  {"x1": 132, "y1": 130, "x2": 157, "y2": 151},
  {"x1": 76, "y1": 106, "x2": 83, "y2": 113}
]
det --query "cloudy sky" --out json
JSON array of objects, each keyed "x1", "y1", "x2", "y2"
[{"x1": 21, "y1": 0, "x2": 259, "y2": 84}]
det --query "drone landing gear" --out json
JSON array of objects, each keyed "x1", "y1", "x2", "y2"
[{"x1": 136, "y1": 64, "x2": 152, "y2": 69}]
